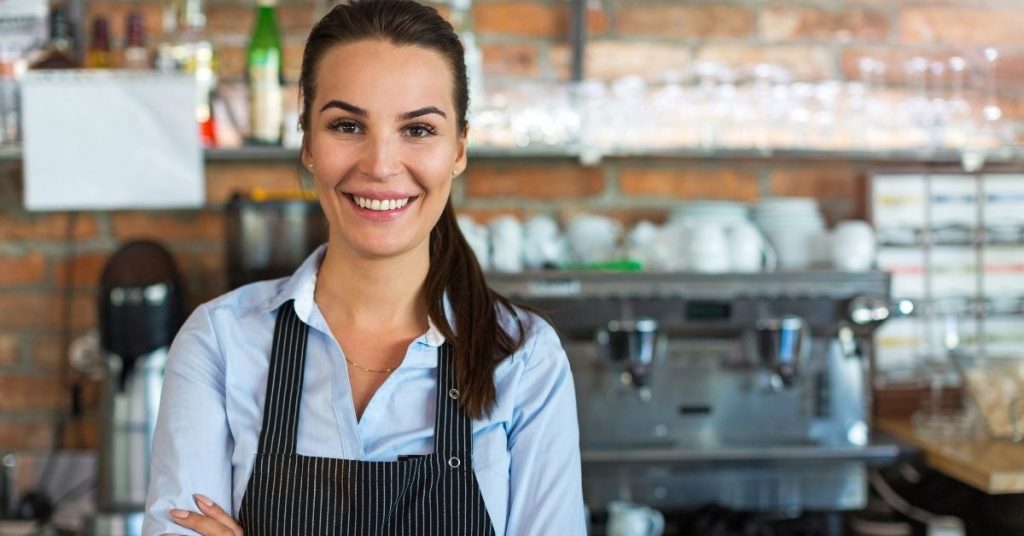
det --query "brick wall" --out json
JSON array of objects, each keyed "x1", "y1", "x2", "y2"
[{"x1": 1, "y1": 0, "x2": 1023, "y2": 451}]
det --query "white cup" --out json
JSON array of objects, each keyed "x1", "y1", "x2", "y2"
[
  {"x1": 831, "y1": 220, "x2": 876, "y2": 272},
  {"x1": 488, "y1": 215, "x2": 523, "y2": 272},
  {"x1": 457, "y1": 215, "x2": 491, "y2": 271},
  {"x1": 687, "y1": 221, "x2": 730, "y2": 273},
  {"x1": 566, "y1": 214, "x2": 621, "y2": 264},
  {"x1": 729, "y1": 221, "x2": 777, "y2": 272},
  {"x1": 522, "y1": 215, "x2": 565, "y2": 270},
  {"x1": 607, "y1": 501, "x2": 665, "y2": 536},
  {"x1": 645, "y1": 222, "x2": 688, "y2": 271}
]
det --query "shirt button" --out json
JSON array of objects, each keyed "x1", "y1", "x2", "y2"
[
  {"x1": 448, "y1": 388, "x2": 459, "y2": 400},
  {"x1": 448, "y1": 456, "x2": 461, "y2": 469}
]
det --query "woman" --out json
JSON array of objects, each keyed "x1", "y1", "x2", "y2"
[{"x1": 142, "y1": 0, "x2": 585, "y2": 534}]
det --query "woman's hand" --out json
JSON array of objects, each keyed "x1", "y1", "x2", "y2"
[{"x1": 165, "y1": 494, "x2": 243, "y2": 536}]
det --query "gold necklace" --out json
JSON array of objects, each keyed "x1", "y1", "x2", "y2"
[{"x1": 344, "y1": 356, "x2": 397, "y2": 374}]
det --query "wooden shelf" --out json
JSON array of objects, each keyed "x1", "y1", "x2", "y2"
[{"x1": 876, "y1": 418, "x2": 1024, "y2": 494}]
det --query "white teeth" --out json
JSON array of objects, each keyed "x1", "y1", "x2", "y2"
[{"x1": 352, "y1": 195, "x2": 411, "y2": 211}]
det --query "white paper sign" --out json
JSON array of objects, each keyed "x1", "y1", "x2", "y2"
[{"x1": 21, "y1": 70, "x2": 204, "y2": 211}]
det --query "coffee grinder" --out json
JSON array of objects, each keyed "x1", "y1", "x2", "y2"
[{"x1": 89, "y1": 241, "x2": 184, "y2": 535}]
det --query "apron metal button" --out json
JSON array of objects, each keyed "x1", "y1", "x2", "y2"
[
  {"x1": 448, "y1": 456, "x2": 461, "y2": 469},
  {"x1": 448, "y1": 388, "x2": 459, "y2": 399}
]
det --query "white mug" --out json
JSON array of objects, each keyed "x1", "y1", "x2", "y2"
[
  {"x1": 566, "y1": 213, "x2": 621, "y2": 264},
  {"x1": 488, "y1": 215, "x2": 523, "y2": 272},
  {"x1": 522, "y1": 215, "x2": 565, "y2": 270},
  {"x1": 830, "y1": 220, "x2": 876, "y2": 272},
  {"x1": 607, "y1": 501, "x2": 665, "y2": 536},
  {"x1": 687, "y1": 221, "x2": 730, "y2": 273},
  {"x1": 729, "y1": 221, "x2": 777, "y2": 273},
  {"x1": 457, "y1": 215, "x2": 491, "y2": 271}
]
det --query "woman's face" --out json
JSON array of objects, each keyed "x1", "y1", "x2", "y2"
[{"x1": 302, "y1": 39, "x2": 467, "y2": 262}]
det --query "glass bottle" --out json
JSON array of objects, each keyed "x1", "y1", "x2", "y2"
[
  {"x1": 29, "y1": 3, "x2": 79, "y2": 69},
  {"x1": 154, "y1": 0, "x2": 217, "y2": 146},
  {"x1": 121, "y1": 11, "x2": 150, "y2": 69},
  {"x1": 85, "y1": 15, "x2": 113, "y2": 68},
  {"x1": 247, "y1": 0, "x2": 283, "y2": 145}
]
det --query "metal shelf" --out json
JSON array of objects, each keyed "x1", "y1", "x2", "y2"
[
  {"x1": 485, "y1": 270, "x2": 891, "y2": 300},
  {"x1": 2, "y1": 144, "x2": 1022, "y2": 166}
]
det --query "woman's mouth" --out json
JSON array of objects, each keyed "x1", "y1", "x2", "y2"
[
  {"x1": 350, "y1": 195, "x2": 413, "y2": 211},
  {"x1": 343, "y1": 193, "x2": 418, "y2": 220}
]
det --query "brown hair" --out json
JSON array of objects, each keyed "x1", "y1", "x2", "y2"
[{"x1": 299, "y1": 0, "x2": 528, "y2": 419}]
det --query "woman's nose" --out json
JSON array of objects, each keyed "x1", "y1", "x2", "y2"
[{"x1": 358, "y1": 135, "x2": 401, "y2": 180}]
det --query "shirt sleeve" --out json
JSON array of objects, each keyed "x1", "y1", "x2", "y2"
[
  {"x1": 505, "y1": 319, "x2": 587, "y2": 536},
  {"x1": 142, "y1": 304, "x2": 235, "y2": 536}
]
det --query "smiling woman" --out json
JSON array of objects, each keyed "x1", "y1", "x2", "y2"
[{"x1": 141, "y1": 1, "x2": 586, "y2": 535}]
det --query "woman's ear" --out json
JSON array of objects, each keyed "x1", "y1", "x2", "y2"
[{"x1": 454, "y1": 124, "x2": 469, "y2": 175}]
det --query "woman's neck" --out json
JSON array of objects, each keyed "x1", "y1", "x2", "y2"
[{"x1": 314, "y1": 241, "x2": 430, "y2": 333}]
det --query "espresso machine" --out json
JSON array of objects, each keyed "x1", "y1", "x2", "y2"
[{"x1": 488, "y1": 271, "x2": 900, "y2": 535}]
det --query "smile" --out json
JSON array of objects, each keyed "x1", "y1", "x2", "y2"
[{"x1": 351, "y1": 195, "x2": 413, "y2": 211}]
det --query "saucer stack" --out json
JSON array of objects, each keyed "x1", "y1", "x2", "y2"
[
  {"x1": 669, "y1": 200, "x2": 749, "y2": 226},
  {"x1": 753, "y1": 197, "x2": 826, "y2": 270}
]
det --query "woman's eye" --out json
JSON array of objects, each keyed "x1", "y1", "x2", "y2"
[
  {"x1": 329, "y1": 120, "x2": 361, "y2": 134},
  {"x1": 405, "y1": 124, "x2": 436, "y2": 138}
]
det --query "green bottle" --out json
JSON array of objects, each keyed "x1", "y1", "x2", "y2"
[{"x1": 247, "y1": 0, "x2": 283, "y2": 145}]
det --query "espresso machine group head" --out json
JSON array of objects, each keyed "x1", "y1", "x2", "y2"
[
  {"x1": 754, "y1": 314, "x2": 809, "y2": 391},
  {"x1": 596, "y1": 317, "x2": 665, "y2": 397}
]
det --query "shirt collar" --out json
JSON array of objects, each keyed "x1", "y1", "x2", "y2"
[{"x1": 259, "y1": 243, "x2": 449, "y2": 348}]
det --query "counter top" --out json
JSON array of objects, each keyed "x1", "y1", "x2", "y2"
[{"x1": 876, "y1": 418, "x2": 1024, "y2": 494}]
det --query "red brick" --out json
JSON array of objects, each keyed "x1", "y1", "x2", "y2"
[
  {"x1": 0, "y1": 252, "x2": 46, "y2": 287},
  {"x1": 619, "y1": 168, "x2": 759, "y2": 202},
  {"x1": 206, "y1": 4, "x2": 254, "y2": 36},
  {"x1": 760, "y1": 6, "x2": 888, "y2": 42},
  {"x1": 0, "y1": 420, "x2": 54, "y2": 450},
  {"x1": 551, "y1": 40, "x2": 691, "y2": 80},
  {"x1": 473, "y1": 3, "x2": 568, "y2": 38},
  {"x1": 770, "y1": 166, "x2": 867, "y2": 224},
  {"x1": 30, "y1": 337, "x2": 64, "y2": 373},
  {"x1": 206, "y1": 162, "x2": 305, "y2": 204},
  {"x1": 51, "y1": 252, "x2": 110, "y2": 288},
  {"x1": 0, "y1": 376, "x2": 67, "y2": 410},
  {"x1": 696, "y1": 45, "x2": 834, "y2": 80},
  {"x1": 901, "y1": 8, "x2": 1024, "y2": 45},
  {"x1": 0, "y1": 291, "x2": 97, "y2": 331},
  {"x1": 618, "y1": 5, "x2": 753, "y2": 39},
  {"x1": 587, "y1": 5, "x2": 611, "y2": 37},
  {"x1": 111, "y1": 211, "x2": 225, "y2": 242},
  {"x1": 209, "y1": 3, "x2": 314, "y2": 38},
  {"x1": 482, "y1": 44, "x2": 541, "y2": 77},
  {"x1": 279, "y1": 3, "x2": 317, "y2": 37},
  {"x1": 0, "y1": 334, "x2": 18, "y2": 367},
  {"x1": 0, "y1": 213, "x2": 99, "y2": 241},
  {"x1": 465, "y1": 164, "x2": 605, "y2": 198}
]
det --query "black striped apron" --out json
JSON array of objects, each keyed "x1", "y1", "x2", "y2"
[{"x1": 238, "y1": 301, "x2": 496, "y2": 535}]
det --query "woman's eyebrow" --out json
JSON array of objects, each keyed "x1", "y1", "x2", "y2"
[
  {"x1": 399, "y1": 106, "x2": 447, "y2": 121},
  {"x1": 320, "y1": 99, "x2": 367, "y2": 116}
]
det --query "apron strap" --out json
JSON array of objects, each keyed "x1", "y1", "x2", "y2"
[
  {"x1": 433, "y1": 342, "x2": 473, "y2": 466},
  {"x1": 256, "y1": 300, "x2": 309, "y2": 455}
]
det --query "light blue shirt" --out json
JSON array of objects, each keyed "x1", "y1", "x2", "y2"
[{"x1": 143, "y1": 245, "x2": 586, "y2": 535}]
